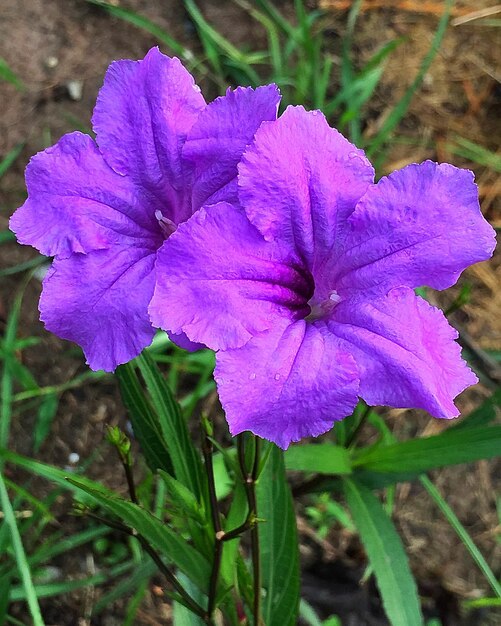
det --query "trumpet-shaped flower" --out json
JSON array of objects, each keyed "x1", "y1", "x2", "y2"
[
  {"x1": 10, "y1": 47, "x2": 281, "y2": 371},
  {"x1": 149, "y1": 106, "x2": 496, "y2": 448}
]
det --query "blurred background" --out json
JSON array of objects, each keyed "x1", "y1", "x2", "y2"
[{"x1": 0, "y1": 1, "x2": 500, "y2": 625}]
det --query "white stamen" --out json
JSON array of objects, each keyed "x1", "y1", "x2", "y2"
[{"x1": 155, "y1": 210, "x2": 177, "y2": 237}]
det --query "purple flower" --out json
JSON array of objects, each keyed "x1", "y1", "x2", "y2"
[
  {"x1": 10, "y1": 47, "x2": 281, "y2": 371},
  {"x1": 149, "y1": 106, "x2": 496, "y2": 449}
]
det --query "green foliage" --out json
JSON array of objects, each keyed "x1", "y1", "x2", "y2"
[
  {"x1": 285, "y1": 443, "x2": 351, "y2": 475},
  {"x1": 0, "y1": 58, "x2": 24, "y2": 90},
  {"x1": 66, "y1": 475, "x2": 214, "y2": 596},
  {"x1": 257, "y1": 444, "x2": 300, "y2": 626},
  {"x1": 343, "y1": 478, "x2": 423, "y2": 626},
  {"x1": 2, "y1": 2, "x2": 499, "y2": 625}
]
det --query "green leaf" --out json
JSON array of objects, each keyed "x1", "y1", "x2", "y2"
[
  {"x1": 352, "y1": 426, "x2": 501, "y2": 474},
  {"x1": 93, "y1": 559, "x2": 156, "y2": 614},
  {"x1": 220, "y1": 481, "x2": 247, "y2": 587},
  {"x1": 157, "y1": 470, "x2": 206, "y2": 526},
  {"x1": 85, "y1": 1, "x2": 190, "y2": 60},
  {"x1": 343, "y1": 478, "x2": 423, "y2": 626},
  {"x1": 135, "y1": 352, "x2": 204, "y2": 498},
  {"x1": 0, "y1": 143, "x2": 24, "y2": 178},
  {"x1": 173, "y1": 573, "x2": 206, "y2": 625},
  {"x1": 65, "y1": 475, "x2": 212, "y2": 595},
  {"x1": 0, "y1": 59, "x2": 24, "y2": 91},
  {"x1": 0, "y1": 449, "x2": 116, "y2": 501},
  {"x1": 285, "y1": 444, "x2": 351, "y2": 475},
  {"x1": 33, "y1": 394, "x2": 59, "y2": 452},
  {"x1": 9, "y1": 559, "x2": 134, "y2": 601},
  {"x1": 257, "y1": 444, "x2": 300, "y2": 626},
  {"x1": 450, "y1": 388, "x2": 501, "y2": 431},
  {"x1": 115, "y1": 363, "x2": 175, "y2": 476}
]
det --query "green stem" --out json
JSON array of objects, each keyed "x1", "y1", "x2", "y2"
[
  {"x1": 202, "y1": 429, "x2": 223, "y2": 625},
  {"x1": 237, "y1": 434, "x2": 262, "y2": 625},
  {"x1": 114, "y1": 447, "x2": 208, "y2": 621}
]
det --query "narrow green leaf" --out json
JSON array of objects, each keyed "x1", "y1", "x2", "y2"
[
  {"x1": 220, "y1": 481, "x2": 247, "y2": 587},
  {"x1": 157, "y1": 470, "x2": 206, "y2": 525},
  {"x1": 257, "y1": 444, "x2": 300, "y2": 626},
  {"x1": 173, "y1": 573, "x2": 206, "y2": 625},
  {"x1": 352, "y1": 426, "x2": 501, "y2": 474},
  {"x1": 1, "y1": 276, "x2": 32, "y2": 454},
  {"x1": 343, "y1": 478, "x2": 423, "y2": 626},
  {"x1": 0, "y1": 449, "x2": 115, "y2": 498},
  {"x1": 85, "y1": 1, "x2": 190, "y2": 60},
  {"x1": 0, "y1": 574, "x2": 12, "y2": 624},
  {"x1": 0, "y1": 143, "x2": 24, "y2": 178},
  {"x1": 0, "y1": 231, "x2": 16, "y2": 245},
  {"x1": 115, "y1": 363, "x2": 175, "y2": 476},
  {"x1": 420, "y1": 475, "x2": 501, "y2": 598},
  {"x1": 367, "y1": 0, "x2": 453, "y2": 161},
  {"x1": 33, "y1": 394, "x2": 59, "y2": 452},
  {"x1": 0, "y1": 471, "x2": 45, "y2": 626},
  {"x1": 9, "y1": 559, "x2": 134, "y2": 601},
  {"x1": 66, "y1": 475, "x2": 212, "y2": 594},
  {"x1": 451, "y1": 388, "x2": 501, "y2": 431},
  {"x1": 135, "y1": 352, "x2": 204, "y2": 498},
  {"x1": 0, "y1": 59, "x2": 24, "y2": 91},
  {"x1": 285, "y1": 444, "x2": 351, "y2": 475},
  {"x1": 93, "y1": 559, "x2": 156, "y2": 614}
]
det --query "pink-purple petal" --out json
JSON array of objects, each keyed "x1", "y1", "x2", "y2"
[
  {"x1": 215, "y1": 319, "x2": 360, "y2": 449},
  {"x1": 328, "y1": 287, "x2": 477, "y2": 417},
  {"x1": 333, "y1": 161, "x2": 496, "y2": 295},
  {"x1": 40, "y1": 246, "x2": 157, "y2": 372},
  {"x1": 238, "y1": 105, "x2": 374, "y2": 268},
  {"x1": 149, "y1": 202, "x2": 311, "y2": 351},
  {"x1": 92, "y1": 47, "x2": 206, "y2": 224},
  {"x1": 9, "y1": 133, "x2": 162, "y2": 259},
  {"x1": 182, "y1": 84, "x2": 281, "y2": 210}
]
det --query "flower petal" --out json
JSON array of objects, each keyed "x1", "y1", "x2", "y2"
[
  {"x1": 333, "y1": 161, "x2": 496, "y2": 295},
  {"x1": 149, "y1": 202, "x2": 312, "y2": 351},
  {"x1": 182, "y1": 84, "x2": 281, "y2": 210},
  {"x1": 238, "y1": 105, "x2": 374, "y2": 268},
  {"x1": 328, "y1": 287, "x2": 477, "y2": 417},
  {"x1": 40, "y1": 246, "x2": 157, "y2": 372},
  {"x1": 92, "y1": 47, "x2": 206, "y2": 224},
  {"x1": 10, "y1": 132, "x2": 162, "y2": 259},
  {"x1": 167, "y1": 331, "x2": 205, "y2": 352},
  {"x1": 215, "y1": 319, "x2": 359, "y2": 449}
]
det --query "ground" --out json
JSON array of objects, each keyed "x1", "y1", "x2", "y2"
[{"x1": 0, "y1": 1, "x2": 500, "y2": 625}]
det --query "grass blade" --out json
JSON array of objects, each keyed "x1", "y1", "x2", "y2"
[
  {"x1": 367, "y1": 0, "x2": 453, "y2": 162},
  {"x1": 0, "y1": 58, "x2": 24, "y2": 91},
  {"x1": 85, "y1": 1, "x2": 190, "y2": 60},
  {"x1": 0, "y1": 471, "x2": 45, "y2": 626},
  {"x1": 0, "y1": 143, "x2": 24, "y2": 178},
  {"x1": 420, "y1": 475, "x2": 501, "y2": 598}
]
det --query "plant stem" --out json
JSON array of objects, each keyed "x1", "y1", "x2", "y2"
[
  {"x1": 237, "y1": 434, "x2": 262, "y2": 626},
  {"x1": 114, "y1": 444, "x2": 208, "y2": 621},
  {"x1": 345, "y1": 403, "x2": 372, "y2": 448},
  {"x1": 85, "y1": 511, "x2": 207, "y2": 620},
  {"x1": 202, "y1": 429, "x2": 224, "y2": 625}
]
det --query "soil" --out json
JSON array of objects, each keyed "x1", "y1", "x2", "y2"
[{"x1": 0, "y1": 1, "x2": 500, "y2": 625}]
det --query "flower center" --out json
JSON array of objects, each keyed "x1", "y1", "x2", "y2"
[
  {"x1": 305, "y1": 290, "x2": 341, "y2": 322},
  {"x1": 155, "y1": 210, "x2": 177, "y2": 238}
]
